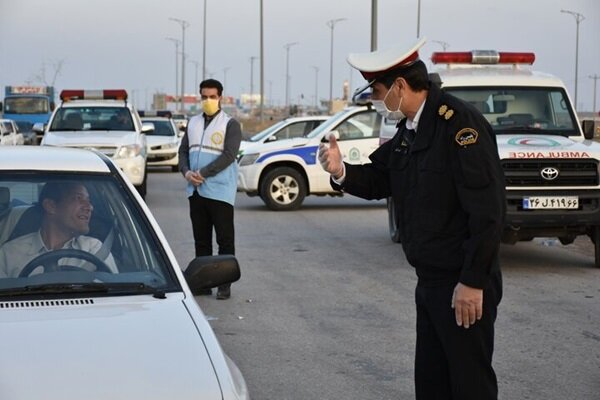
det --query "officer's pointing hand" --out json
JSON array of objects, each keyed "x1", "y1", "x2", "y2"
[{"x1": 318, "y1": 134, "x2": 344, "y2": 179}]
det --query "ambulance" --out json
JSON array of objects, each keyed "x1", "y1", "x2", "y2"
[{"x1": 385, "y1": 50, "x2": 599, "y2": 266}]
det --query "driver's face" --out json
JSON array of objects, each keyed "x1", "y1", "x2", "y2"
[{"x1": 55, "y1": 186, "x2": 93, "y2": 236}]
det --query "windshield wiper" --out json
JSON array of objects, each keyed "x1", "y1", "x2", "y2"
[{"x1": 0, "y1": 282, "x2": 166, "y2": 299}]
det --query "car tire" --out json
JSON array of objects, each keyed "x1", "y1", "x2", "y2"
[
  {"x1": 260, "y1": 167, "x2": 306, "y2": 211},
  {"x1": 136, "y1": 165, "x2": 148, "y2": 199},
  {"x1": 387, "y1": 197, "x2": 401, "y2": 243}
]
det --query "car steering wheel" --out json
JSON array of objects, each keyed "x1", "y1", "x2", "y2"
[{"x1": 19, "y1": 249, "x2": 113, "y2": 277}]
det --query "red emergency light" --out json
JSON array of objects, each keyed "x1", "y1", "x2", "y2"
[
  {"x1": 431, "y1": 51, "x2": 535, "y2": 65},
  {"x1": 60, "y1": 89, "x2": 128, "y2": 101}
]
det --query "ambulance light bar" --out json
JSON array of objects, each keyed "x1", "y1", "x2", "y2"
[
  {"x1": 60, "y1": 89, "x2": 128, "y2": 101},
  {"x1": 431, "y1": 51, "x2": 535, "y2": 65}
]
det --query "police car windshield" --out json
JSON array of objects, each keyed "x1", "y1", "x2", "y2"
[
  {"x1": 249, "y1": 120, "x2": 287, "y2": 142},
  {"x1": 141, "y1": 119, "x2": 175, "y2": 136},
  {"x1": 306, "y1": 109, "x2": 350, "y2": 139},
  {"x1": 444, "y1": 87, "x2": 578, "y2": 136},
  {"x1": 49, "y1": 107, "x2": 135, "y2": 132}
]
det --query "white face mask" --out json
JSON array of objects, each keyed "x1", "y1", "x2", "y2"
[{"x1": 372, "y1": 84, "x2": 405, "y2": 121}]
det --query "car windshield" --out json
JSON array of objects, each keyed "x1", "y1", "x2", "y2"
[
  {"x1": 142, "y1": 119, "x2": 176, "y2": 136},
  {"x1": 444, "y1": 87, "x2": 578, "y2": 136},
  {"x1": 49, "y1": 107, "x2": 135, "y2": 132},
  {"x1": 4, "y1": 97, "x2": 49, "y2": 114},
  {"x1": 15, "y1": 121, "x2": 33, "y2": 132},
  {"x1": 0, "y1": 173, "x2": 179, "y2": 296},
  {"x1": 249, "y1": 120, "x2": 287, "y2": 142},
  {"x1": 306, "y1": 109, "x2": 351, "y2": 138}
]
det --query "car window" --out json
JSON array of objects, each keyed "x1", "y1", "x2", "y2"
[
  {"x1": 50, "y1": 107, "x2": 135, "y2": 132},
  {"x1": 336, "y1": 111, "x2": 380, "y2": 141},
  {"x1": 2, "y1": 122, "x2": 15, "y2": 134},
  {"x1": 0, "y1": 173, "x2": 179, "y2": 293},
  {"x1": 142, "y1": 119, "x2": 176, "y2": 136},
  {"x1": 273, "y1": 122, "x2": 309, "y2": 140}
]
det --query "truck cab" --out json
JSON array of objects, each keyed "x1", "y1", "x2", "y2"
[{"x1": 3, "y1": 86, "x2": 55, "y2": 143}]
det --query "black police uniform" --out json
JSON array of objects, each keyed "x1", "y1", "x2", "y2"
[{"x1": 332, "y1": 83, "x2": 506, "y2": 400}]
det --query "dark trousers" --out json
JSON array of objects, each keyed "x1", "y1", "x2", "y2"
[
  {"x1": 414, "y1": 270, "x2": 502, "y2": 400},
  {"x1": 189, "y1": 191, "x2": 235, "y2": 288}
]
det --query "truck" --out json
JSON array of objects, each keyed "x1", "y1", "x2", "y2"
[
  {"x1": 384, "y1": 50, "x2": 599, "y2": 266},
  {"x1": 2, "y1": 86, "x2": 55, "y2": 143}
]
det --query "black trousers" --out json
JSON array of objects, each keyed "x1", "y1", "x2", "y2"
[
  {"x1": 414, "y1": 270, "x2": 502, "y2": 400},
  {"x1": 188, "y1": 191, "x2": 235, "y2": 287}
]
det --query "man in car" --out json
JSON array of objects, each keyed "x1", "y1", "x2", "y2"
[
  {"x1": 318, "y1": 39, "x2": 506, "y2": 399},
  {"x1": 0, "y1": 181, "x2": 118, "y2": 278},
  {"x1": 109, "y1": 109, "x2": 133, "y2": 131}
]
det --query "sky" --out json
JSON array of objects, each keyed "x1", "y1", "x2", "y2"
[{"x1": 1, "y1": 0, "x2": 599, "y2": 111}]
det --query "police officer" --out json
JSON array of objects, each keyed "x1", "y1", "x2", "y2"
[
  {"x1": 179, "y1": 79, "x2": 241, "y2": 300},
  {"x1": 318, "y1": 39, "x2": 506, "y2": 399}
]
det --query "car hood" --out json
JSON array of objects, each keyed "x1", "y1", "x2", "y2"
[
  {"x1": 497, "y1": 134, "x2": 597, "y2": 159},
  {"x1": 0, "y1": 295, "x2": 222, "y2": 400},
  {"x1": 43, "y1": 131, "x2": 139, "y2": 147},
  {"x1": 146, "y1": 135, "x2": 178, "y2": 146},
  {"x1": 243, "y1": 137, "x2": 313, "y2": 155}
]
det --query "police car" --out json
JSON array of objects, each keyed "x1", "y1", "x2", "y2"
[
  {"x1": 385, "y1": 50, "x2": 600, "y2": 266},
  {"x1": 239, "y1": 115, "x2": 329, "y2": 154},
  {"x1": 38, "y1": 90, "x2": 150, "y2": 198},
  {"x1": 139, "y1": 110, "x2": 181, "y2": 172},
  {"x1": 238, "y1": 106, "x2": 381, "y2": 210},
  {"x1": 0, "y1": 146, "x2": 248, "y2": 399}
]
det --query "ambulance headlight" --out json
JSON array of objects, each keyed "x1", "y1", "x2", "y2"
[
  {"x1": 116, "y1": 144, "x2": 143, "y2": 158},
  {"x1": 239, "y1": 153, "x2": 260, "y2": 166}
]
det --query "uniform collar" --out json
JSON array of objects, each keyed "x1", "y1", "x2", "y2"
[
  {"x1": 409, "y1": 84, "x2": 443, "y2": 153},
  {"x1": 406, "y1": 99, "x2": 426, "y2": 132}
]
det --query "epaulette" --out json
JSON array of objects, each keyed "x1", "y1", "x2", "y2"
[{"x1": 438, "y1": 104, "x2": 454, "y2": 121}]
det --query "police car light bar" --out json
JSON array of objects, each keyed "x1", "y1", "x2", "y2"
[
  {"x1": 431, "y1": 51, "x2": 535, "y2": 65},
  {"x1": 60, "y1": 89, "x2": 128, "y2": 101}
]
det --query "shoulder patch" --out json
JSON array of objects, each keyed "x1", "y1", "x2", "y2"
[{"x1": 455, "y1": 128, "x2": 478, "y2": 147}]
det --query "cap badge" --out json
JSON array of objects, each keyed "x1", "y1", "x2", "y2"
[{"x1": 455, "y1": 128, "x2": 479, "y2": 147}]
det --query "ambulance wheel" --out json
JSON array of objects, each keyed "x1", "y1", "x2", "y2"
[
  {"x1": 260, "y1": 167, "x2": 306, "y2": 211},
  {"x1": 387, "y1": 197, "x2": 401, "y2": 243}
]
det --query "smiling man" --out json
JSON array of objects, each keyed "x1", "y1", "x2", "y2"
[{"x1": 0, "y1": 181, "x2": 117, "y2": 278}]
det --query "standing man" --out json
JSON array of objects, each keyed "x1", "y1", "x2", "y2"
[
  {"x1": 179, "y1": 79, "x2": 241, "y2": 300},
  {"x1": 318, "y1": 39, "x2": 506, "y2": 399}
]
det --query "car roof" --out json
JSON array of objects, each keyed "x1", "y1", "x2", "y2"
[
  {"x1": 59, "y1": 100, "x2": 132, "y2": 108},
  {"x1": 0, "y1": 147, "x2": 111, "y2": 173},
  {"x1": 436, "y1": 67, "x2": 565, "y2": 88},
  {"x1": 282, "y1": 115, "x2": 329, "y2": 122}
]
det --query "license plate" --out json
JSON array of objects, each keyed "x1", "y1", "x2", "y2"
[{"x1": 523, "y1": 196, "x2": 579, "y2": 209}]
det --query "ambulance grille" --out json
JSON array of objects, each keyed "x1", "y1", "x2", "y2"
[
  {"x1": 0, "y1": 299, "x2": 95, "y2": 309},
  {"x1": 502, "y1": 159, "x2": 599, "y2": 186}
]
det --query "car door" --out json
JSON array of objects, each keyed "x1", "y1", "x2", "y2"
[
  {"x1": 0, "y1": 122, "x2": 12, "y2": 145},
  {"x1": 334, "y1": 110, "x2": 381, "y2": 165},
  {"x1": 11, "y1": 122, "x2": 24, "y2": 145}
]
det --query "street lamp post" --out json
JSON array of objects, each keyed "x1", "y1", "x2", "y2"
[
  {"x1": 223, "y1": 67, "x2": 230, "y2": 92},
  {"x1": 202, "y1": 0, "x2": 207, "y2": 81},
  {"x1": 590, "y1": 74, "x2": 599, "y2": 115},
  {"x1": 189, "y1": 60, "x2": 200, "y2": 93},
  {"x1": 250, "y1": 56, "x2": 258, "y2": 112},
  {"x1": 284, "y1": 42, "x2": 299, "y2": 108},
  {"x1": 259, "y1": 0, "x2": 264, "y2": 122},
  {"x1": 170, "y1": 17, "x2": 190, "y2": 112},
  {"x1": 326, "y1": 18, "x2": 346, "y2": 113},
  {"x1": 312, "y1": 66, "x2": 319, "y2": 108},
  {"x1": 371, "y1": 0, "x2": 377, "y2": 51},
  {"x1": 165, "y1": 37, "x2": 181, "y2": 108},
  {"x1": 416, "y1": 0, "x2": 421, "y2": 38},
  {"x1": 561, "y1": 9, "x2": 585, "y2": 110}
]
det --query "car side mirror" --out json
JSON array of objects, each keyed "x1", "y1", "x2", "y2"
[
  {"x1": 321, "y1": 130, "x2": 340, "y2": 143},
  {"x1": 141, "y1": 122, "x2": 155, "y2": 133},
  {"x1": 179, "y1": 124, "x2": 186, "y2": 132},
  {"x1": 33, "y1": 123, "x2": 45, "y2": 133},
  {"x1": 184, "y1": 254, "x2": 241, "y2": 293},
  {"x1": 266, "y1": 135, "x2": 277, "y2": 142},
  {"x1": 582, "y1": 120, "x2": 595, "y2": 140}
]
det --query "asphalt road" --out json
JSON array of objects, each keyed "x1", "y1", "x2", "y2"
[{"x1": 146, "y1": 168, "x2": 600, "y2": 400}]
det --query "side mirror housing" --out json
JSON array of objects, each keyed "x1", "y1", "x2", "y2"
[
  {"x1": 321, "y1": 130, "x2": 340, "y2": 143},
  {"x1": 184, "y1": 254, "x2": 241, "y2": 293},
  {"x1": 266, "y1": 135, "x2": 277, "y2": 143},
  {"x1": 141, "y1": 122, "x2": 155, "y2": 134},
  {"x1": 582, "y1": 120, "x2": 595, "y2": 140},
  {"x1": 33, "y1": 123, "x2": 45, "y2": 134},
  {"x1": 179, "y1": 124, "x2": 186, "y2": 132}
]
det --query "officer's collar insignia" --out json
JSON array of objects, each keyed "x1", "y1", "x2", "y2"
[
  {"x1": 444, "y1": 109, "x2": 454, "y2": 120},
  {"x1": 455, "y1": 128, "x2": 479, "y2": 147},
  {"x1": 438, "y1": 105, "x2": 448, "y2": 115}
]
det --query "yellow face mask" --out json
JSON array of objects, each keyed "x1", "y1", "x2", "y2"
[{"x1": 202, "y1": 98, "x2": 220, "y2": 116}]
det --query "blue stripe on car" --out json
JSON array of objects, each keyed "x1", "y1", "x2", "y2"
[{"x1": 256, "y1": 146, "x2": 318, "y2": 165}]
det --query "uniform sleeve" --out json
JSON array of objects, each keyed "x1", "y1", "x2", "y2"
[
  {"x1": 178, "y1": 126, "x2": 191, "y2": 176},
  {"x1": 200, "y1": 119, "x2": 242, "y2": 178},
  {"x1": 331, "y1": 138, "x2": 393, "y2": 200},
  {"x1": 450, "y1": 113, "x2": 506, "y2": 288}
]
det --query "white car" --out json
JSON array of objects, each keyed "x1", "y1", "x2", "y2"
[
  {"x1": 238, "y1": 106, "x2": 381, "y2": 210},
  {"x1": 141, "y1": 114, "x2": 181, "y2": 172},
  {"x1": 0, "y1": 146, "x2": 249, "y2": 400},
  {"x1": 38, "y1": 90, "x2": 150, "y2": 198},
  {"x1": 240, "y1": 115, "x2": 329, "y2": 154},
  {"x1": 0, "y1": 119, "x2": 25, "y2": 146}
]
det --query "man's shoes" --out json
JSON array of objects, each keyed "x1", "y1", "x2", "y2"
[
  {"x1": 194, "y1": 288, "x2": 212, "y2": 296},
  {"x1": 216, "y1": 286, "x2": 231, "y2": 300}
]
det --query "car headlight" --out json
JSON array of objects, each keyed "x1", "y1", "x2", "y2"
[
  {"x1": 239, "y1": 153, "x2": 260, "y2": 166},
  {"x1": 160, "y1": 142, "x2": 179, "y2": 150},
  {"x1": 116, "y1": 144, "x2": 143, "y2": 158}
]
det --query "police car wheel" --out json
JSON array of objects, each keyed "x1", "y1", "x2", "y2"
[
  {"x1": 260, "y1": 167, "x2": 306, "y2": 211},
  {"x1": 387, "y1": 197, "x2": 401, "y2": 243}
]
